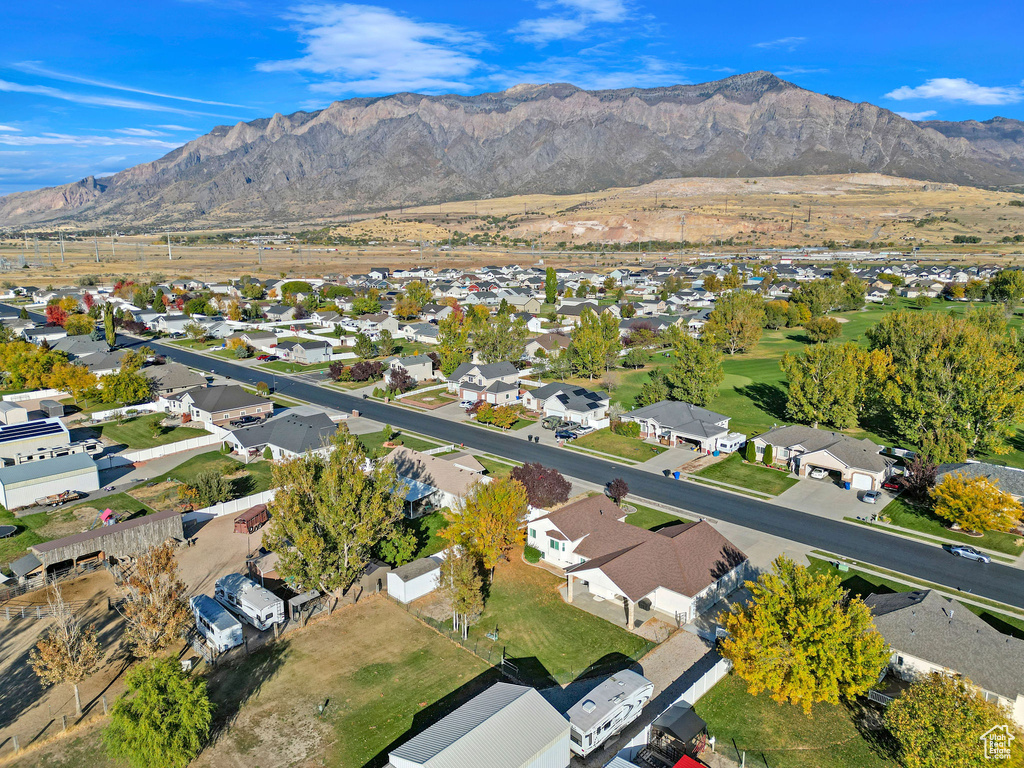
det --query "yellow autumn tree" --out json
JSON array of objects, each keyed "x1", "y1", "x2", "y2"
[
  {"x1": 931, "y1": 472, "x2": 1022, "y2": 533},
  {"x1": 442, "y1": 477, "x2": 529, "y2": 578},
  {"x1": 719, "y1": 556, "x2": 889, "y2": 713}
]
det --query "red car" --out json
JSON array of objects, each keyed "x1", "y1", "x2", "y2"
[
  {"x1": 882, "y1": 479, "x2": 901, "y2": 491},
  {"x1": 256, "y1": 354, "x2": 270, "y2": 361}
]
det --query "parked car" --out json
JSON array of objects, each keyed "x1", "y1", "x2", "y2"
[
  {"x1": 861, "y1": 490, "x2": 881, "y2": 504},
  {"x1": 882, "y1": 479, "x2": 901, "y2": 491},
  {"x1": 555, "y1": 429, "x2": 578, "y2": 441},
  {"x1": 574, "y1": 425, "x2": 596, "y2": 436},
  {"x1": 230, "y1": 415, "x2": 262, "y2": 428},
  {"x1": 950, "y1": 544, "x2": 991, "y2": 563},
  {"x1": 256, "y1": 354, "x2": 270, "y2": 361},
  {"x1": 808, "y1": 468, "x2": 828, "y2": 480},
  {"x1": 541, "y1": 415, "x2": 562, "y2": 430},
  {"x1": 459, "y1": 400, "x2": 476, "y2": 409}
]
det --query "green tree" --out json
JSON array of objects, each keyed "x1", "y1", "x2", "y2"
[
  {"x1": 703, "y1": 291, "x2": 765, "y2": 354},
  {"x1": 64, "y1": 313, "x2": 95, "y2": 336},
  {"x1": 569, "y1": 308, "x2": 611, "y2": 379},
  {"x1": 437, "y1": 312, "x2": 471, "y2": 376},
  {"x1": 437, "y1": 548, "x2": 485, "y2": 639},
  {"x1": 104, "y1": 658, "x2": 213, "y2": 768},
  {"x1": 720, "y1": 556, "x2": 888, "y2": 713},
  {"x1": 663, "y1": 334, "x2": 724, "y2": 406},
  {"x1": 745, "y1": 440, "x2": 756, "y2": 463},
  {"x1": 636, "y1": 369, "x2": 669, "y2": 407},
  {"x1": 803, "y1": 316, "x2": 842, "y2": 343},
  {"x1": 442, "y1": 477, "x2": 529, "y2": 578},
  {"x1": 377, "y1": 329, "x2": 396, "y2": 357},
  {"x1": 180, "y1": 471, "x2": 232, "y2": 508},
  {"x1": 622, "y1": 347, "x2": 650, "y2": 368},
  {"x1": 393, "y1": 295, "x2": 421, "y2": 320},
  {"x1": 265, "y1": 429, "x2": 404, "y2": 596},
  {"x1": 885, "y1": 673, "x2": 1022, "y2": 768},
  {"x1": 104, "y1": 305, "x2": 116, "y2": 346},
  {"x1": 352, "y1": 295, "x2": 381, "y2": 315},
  {"x1": 475, "y1": 314, "x2": 529, "y2": 364},
  {"x1": 866, "y1": 310, "x2": 1024, "y2": 461},
  {"x1": 990, "y1": 268, "x2": 1024, "y2": 304},
  {"x1": 763, "y1": 444, "x2": 774, "y2": 466},
  {"x1": 545, "y1": 267, "x2": 558, "y2": 305},
  {"x1": 375, "y1": 524, "x2": 418, "y2": 567},
  {"x1": 931, "y1": 472, "x2": 1022, "y2": 533},
  {"x1": 353, "y1": 332, "x2": 377, "y2": 360},
  {"x1": 405, "y1": 280, "x2": 432, "y2": 307},
  {"x1": 183, "y1": 321, "x2": 207, "y2": 342},
  {"x1": 101, "y1": 362, "x2": 152, "y2": 406},
  {"x1": 780, "y1": 342, "x2": 874, "y2": 429}
]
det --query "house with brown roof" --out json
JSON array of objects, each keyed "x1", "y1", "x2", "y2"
[
  {"x1": 526, "y1": 496, "x2": 749, "y2": 628},
  {"x1": 524, "y1": 332, "x2": 570, "y2": 361},
  {"x1": 384, "y1": 447, "x2": 489, "y2": 518}
]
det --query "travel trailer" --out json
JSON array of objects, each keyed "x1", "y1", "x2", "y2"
[
  {"x1": 190, "y1": 594, "x2": 244, "y2": 653},
  {"x1": 567, "y1": 670, "x2": 654, "y2": 757},
  {"x1": 214, "y1": 573, "x2": 285, "y2": 631}
]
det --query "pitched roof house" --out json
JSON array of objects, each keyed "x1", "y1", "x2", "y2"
[
  {"x1": 621, "y1": 401, "x2": 744, "y2": 453},
  {"x1": 384, "y1": 447, "x2": 487, "y2": 517},
  {"x1": 752, "y1": 424, "x2": 895, "y2": 490},
  {"x1": 167, "y1": 385, "x2": 272, "y2": 427},
  {"x1": 226, "y1": 410, "x2": 338, "y2": 460},
  {"x1": 522, "y1": 382, "x2": 610, "y2": 428},
  {"x1": 527, "y1": 496, "x2": 749, "y2": 628}
]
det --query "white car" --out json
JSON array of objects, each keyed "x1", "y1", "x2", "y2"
[
  {"x1": 574, "y1": 425, "x2": 596, "y2": 436},
  {"x1": 459, "y1": 400, "x2": 476, "y2": 409},
  {"x1": 808, "y1": 468, "x2": 828, "y2": 480}
]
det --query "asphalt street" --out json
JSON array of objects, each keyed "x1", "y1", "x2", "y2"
[{"x1": 146, "y1": 339, "x2": 1024, "y2": 609}]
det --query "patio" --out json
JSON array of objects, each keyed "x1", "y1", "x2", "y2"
[{"x1": 558, "y1": 578, "x2": 663, "y2": 630}]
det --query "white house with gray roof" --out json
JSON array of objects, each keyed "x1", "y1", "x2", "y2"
[
  {"x1": 621, "y1": 400, "x2": 744, "y2": 453},
  {"x1": 225, "y1": 410, "x2": 338, "y2": 461},
  {"x1": 751, "y1": 424, "x2": 895, "y2": 490},
  {"x1": 384, "y1": 354, "x2": 435, "y2": 384},
  {"x1": 447, "y1": 362, "x2": 521, "y2": 405},
  {"x1": 385, "y1": 682, "x2": 569, "y2": 768},
  {"x1": 866, "y1": 589, "x2": 1024, "y2": 727},
  {"x1": 936, "y1": 462, "x2": 1024, "y2": 502},
  {"x1": 522, "y1": 382, "x2": 610, "y2": 429}
]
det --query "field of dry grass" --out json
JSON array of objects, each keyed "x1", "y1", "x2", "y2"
[{"x1": 3, "y1": 173, "x2": 1023, "y2": 284}]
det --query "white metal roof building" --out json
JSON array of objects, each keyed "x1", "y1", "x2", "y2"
[
  {"x1": 387, "y1": 682, "x2": 570, "y2": 768},
  {"x1": 0, "y1": 452, "x2": 100, "y2": 509}
]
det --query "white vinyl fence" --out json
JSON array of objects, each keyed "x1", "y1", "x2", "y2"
[
  {"x1": 394, "y1": 383, "x2": 448, "y2": 400},
  {"x1": 2, "y1": 388, "x2": 65, "y2": 403},
  {"x1": 95, "y1": 427, "x2": 230, "y2": 469},
  {"x1": 674, "y1": 656, "x2": 731, "y2": 706},
  {"x1": 422, "y1": 444, "x2": 456, "y2": 455},
  {"x1": 183, "y1": 489, "x2": 278, "y2": 523},
  {"x1": 90, "y1": 402, "x2": 164, "y2": 422}
]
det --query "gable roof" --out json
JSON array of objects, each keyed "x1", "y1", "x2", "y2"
[
  {"x1": 626, "y1": 400, "x2": 729, "y2": 438},
  {"x1": 449, "y1": 361, "x2": 518, "y2": 381},
  {"x1": 229, "y1": 411, "x2": 337, "y2": 454},
  {"x1": 529, "y1": 382, "x2": 609, "y2": 412},
  {"x1": 529, "y1": 333, "x2": 571, "y2": 351},
  {"x1": 176, "y1": 385, "x2": 271, "y2": 413},
  {"x1": 866, "y1": 590, "x2": 1024, "y2": 701},
  {"x1": 385, "y1": 447, "x2": 484, "y2": 498},
  {"x1": 143, "y1": 362, "x2": 207, "y2": 391},
  {"x1": 937, "y1": 462, "x2": 1024, "y2": 498},
  {"x1": 756, "y1": 424, "x2": 892, "y2": 473}
]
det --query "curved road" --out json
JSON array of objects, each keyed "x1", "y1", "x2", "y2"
[{"x1": 147, "y1": 340, "x2": 1024, "y2": 609}]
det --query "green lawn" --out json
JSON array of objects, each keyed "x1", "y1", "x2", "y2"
[
  {"x1": 137, "y1": 451, "x2": 276, "y2": 503},
  {"x1": 880, "y1": 497, "x2": 1024, "y2": 556},
  {"x1": 167, "y1": 338, "x2": 222, "y2": 350},
  {"x1": 806, "y1": 556, "x2": 1024, "y2": 639},
  {"x1": 695, "y1": 673, "x2": 894, "y2": 768},
  {"x1": 476, "y1": 456, "x2": 520, "y2": 480},
  {"x1": 694, "y1": 453, "x2": 799, "y2": 496},
  {"x1": 465, "y1": 554, "x2": 655, "y2": 686},
  {"x1": 623, "y1": 502, "x2": 691, "y2": 530},
  {"x1": 408, "y1": 511, "x2": 450, "y2": 558},
  {"x1": 258, "y1": 359, "x2": 335, "y2": 373},
  {"x1": 357, "y1": 430, "x2": 442, "y2": 457},
  {"x1": 572, "y1": 428, "x2": 666, "y2": 461},
  {"x1": 87, "y1": 413, "x2": 211, "y2": 449},
  {"x1": 0, "y1": 505, "x2": 54, "y2": 572}
]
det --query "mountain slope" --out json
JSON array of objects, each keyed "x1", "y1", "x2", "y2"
[{"x1": 3, "y1": 72, "x2": 1023, "y2": 227}]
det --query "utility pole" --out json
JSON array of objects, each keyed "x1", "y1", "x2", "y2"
[
  {"x1": 94, "y1": 236, "x2": 100, "y2": 263},
  {"x1": 167, "y1": 230, "x2": 173, "y2": 261},
  {"x1": 34, "y1": 237, "x2": 40, "y2": 262},
  {"x1": 58, "y1": 232, "x2": 65, "y2": 263}
]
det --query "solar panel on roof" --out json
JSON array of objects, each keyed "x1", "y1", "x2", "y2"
[{"x1": 0, "y1": 419, "x2": 67, "y2": 444}]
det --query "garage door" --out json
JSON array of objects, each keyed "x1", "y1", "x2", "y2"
[{"x1": 851, "y1": 473, "x2": 873, "y2": 490}]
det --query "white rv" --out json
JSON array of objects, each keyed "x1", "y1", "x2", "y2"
[
  {"x1": 190, "y1": 594, "x2": 244, "y2": 653},
  {"x1": 567, "y1": 670, "x2": 654, "y2": 757},
  {"x1": 214, "y1": 573, "x2": 285, "y2": 631}
]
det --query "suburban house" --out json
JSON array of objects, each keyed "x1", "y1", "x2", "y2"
[
  {"x1": 275, "y1": 339, "x2": 333, "y2": 365},
  {"x1": 23, "y1": 326, "x2": 67, "y2": 345},
  {"x1": 384, "y1": 447, "x2": 486, "y2": 518},
  {"x1": 143, "y1": 362, "x2": 208, "y2": 397},
  {"x1": 167, "y1": 385, "x2": 273, "y2": 427},
  {"x1": 50, "y1": 335, "x2": 109, "y2": 360},
  {"x1": 524, "y1": 332, "x2": 570, "y2": 361},
  {"x1": 264, "y1": 304, "x2": 298, "y2": 322},
  {"x1": 225, "y1": 410, "x2": 338, "y2": 461},
  {"x1": 385, "y1": 682, "x2": 570, "y2": 768},
  {"x1": 397, "y1": 322, "x2": 440, "y2": 344},
  {"x1": 522, "y1": 382, "x2": 610, "y2": 429},
  {"x1": 233, "y1": 330, "x2": 278, "y2": 353},
  {"x1": 311, "y1": 309, "x2": 345, "y2": 330},
  {"x1": 356, "y1": 313, "x2": 401, "y2": 336},
  {"x1": 447, "y1": 362, "x2": 521, "y2": 405},
  {"x1": 76, "y1": 349, "x2": 132, "y2": 377},
  {"x1": 527, "y1": 496, "x2": 749, "y2": 628},
  {"x1": 385, "y1": 354, "x2": 435, "y2": 384},
  {"x1": 505, "y1": 294, "x2": 542, "y2": 314},
  {"x1": 750, "y1": 424, "x2": 895, "y2": 490},
  {"x1": 621, "y1": 401, "x2": 745, "y2": 454},
  {"x1": 865, "y1": 590, "x2": 1024, "y2": 727},
  {"x1": 936, "y1": 462, "x2": 1024, "y2": 501}
]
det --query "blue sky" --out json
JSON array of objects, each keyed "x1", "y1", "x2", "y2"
[{"x1": 1, "y1": 0, "x2": 1022, "y2": 195}]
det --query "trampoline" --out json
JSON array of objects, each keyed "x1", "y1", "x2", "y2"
[{"x1": 0, "y1": 525, "x2": 17, "y2": 539}]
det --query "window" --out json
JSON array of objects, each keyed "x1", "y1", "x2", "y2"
[
  {"x1": 549, "y1": 539, "x2": 560, "y2": 550},
  {"x1": 528, "y1": 528, "x2": 536, "y2": 539}
]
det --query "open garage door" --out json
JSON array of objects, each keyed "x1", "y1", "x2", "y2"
[{"x1": 851, "y1": 473, "x2": 873, "y2": 490}]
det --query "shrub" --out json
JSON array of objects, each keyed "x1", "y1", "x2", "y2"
[
  {"x1": 263, "y1": 446, "x2": 273, "y2": 460},
  {"x1": 524, "y1": 545, "x2": 542, "y2": 564},
  {"x1": 764, "y1": 444, "x2": 774, "y2": 466},
  {"x1": 611, "y1": 420, "x2": 641, "y2": 438},
  {"x1": 350, "y1": 360, "x2": 384, "y2": 381},
  {"x1": 745, "y1": 440, "x2": 756, "y2": 463}
]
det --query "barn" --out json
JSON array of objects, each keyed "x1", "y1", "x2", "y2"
[{"x1": 29, "y1": 508, "x2": 185, "y2": 572}]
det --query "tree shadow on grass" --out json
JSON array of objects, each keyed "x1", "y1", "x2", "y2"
[
  {"x1": 734, "y1": 382, "x2": 789, "y2": 423},
  {"x1": 204, "y1": 639, "x2": 290, "y2": 747},
  {"x1": 844, "y1": 697, "x2": 898, "y2": 764}
]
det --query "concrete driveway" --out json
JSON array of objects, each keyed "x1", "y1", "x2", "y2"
[{"x1": 774, "y1": 477, "x2": 892, "y2": 521}]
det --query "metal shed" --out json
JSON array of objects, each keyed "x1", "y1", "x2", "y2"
[
  {"x1": 39, "y1": 400, "x2": 65, "y2": 418},
  {"x1": 387, "y1": 555, "x2": 443, "y2": 604}
]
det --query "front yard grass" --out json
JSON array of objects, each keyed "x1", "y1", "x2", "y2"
[
  {"x1": 476, "y1": 456, "x2": 519, "y2": 480},
  {"x1": 357, "y1": 430, "x2": 442, "y2": 457},
  {"x1": 258, "y1": 359, "x2": 335, "y2": 373},
  {"x1": 624, "y1": 502, "x2": 690, "y2": 530},
  {"x1": 88, "y1": 412, "x2": 211, "y2": 449},
  {"x1": 466, "y1": 553, "x2": 655, "y2": 686},
  {"x1": 572, "y1": 428, "x2": 666, "y2": 461},
  {"x1": 694, "y1": 673, "x2": 893, "y2": 768},
  {"x1": 694, "y1": 453, "x2": 798, "y2": 496},
  {"x1": 881, "y1": 497, "x2": 1024, "y2": 556}
]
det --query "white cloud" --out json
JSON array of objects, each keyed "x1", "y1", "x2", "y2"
[
  {"x1": 775, "y1": 67, "x2": 828, "y2": 76},
  {"x1": 753, "y1": 36, "x2": 805, "y2": 51},
  {"x1": 885, "y1": 77, "x2": 1023, "y2": 105},
  {"x1": 513, "y1": 0, "x2": 628, "y2": 44},
  {"x1": 115, "y1": 128, "x2": 171, "y2": 137},
  {"x1": 494, "y1": 55, "x2": 690, "y2": 91},
  {"x1": 0, "y1": 78, "x2": 242, "y2": 117},
  {"x1": 896, "y1": 110, "x2": 938, "y2": 121},
  {"x1": 257, "y1": 4, "x2": 485, "y2": 94},
  {"x1": 11, "y1": 62, "x2": 252, "y2": 108},
  {"x1": 152, "y1": 124, "x2": 197, "y2": 131},
  {"x1": 0, "y1": 124, "x2": 20, "y2": 132},
  {"x1": 0, "y1": 132, "x2": 180, "y2": 149}
]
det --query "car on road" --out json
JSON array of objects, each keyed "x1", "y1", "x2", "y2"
[
  {"x1": 555, "y1": 429, "x2": 578, "y2": 441},
  {"x1": 950, "y1": 544, "x2": 991, "y2": 564},
  {"x1": 808, "y1": 468, "x2": 828, "y2": 480},
  {"x1": 882, "y1": 479, "x2": 901, "y2": 491},
  {"x1": 861, "y1": 490, "x2": 881, "y2": 504}
]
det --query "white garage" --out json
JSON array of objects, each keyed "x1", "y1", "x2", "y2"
[
  {"x1": 387, "y1": 555, "x2": 444, "y2": 604},
  {"x1": 0, "y1": 453, "x2": 100, "y2": 510},
  {"x1": 851, "y1": 473, "x2": 874, "y2": 490}
]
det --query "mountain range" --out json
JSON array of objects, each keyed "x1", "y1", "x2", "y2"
[{"x1": 2, "y1": 71, "x2": 1023, "y2": 228}]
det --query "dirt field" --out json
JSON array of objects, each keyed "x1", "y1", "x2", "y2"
[
  {"x1": 4, "y1": 598, "x2": 496, "y2": 768},
  {"x1": 4, "y1": 173, "x2": 1022, "y2": 284}
]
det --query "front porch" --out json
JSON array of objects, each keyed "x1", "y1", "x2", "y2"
[{"x1": 560, "y1": 575, "x2": 666, "y2": 630}]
